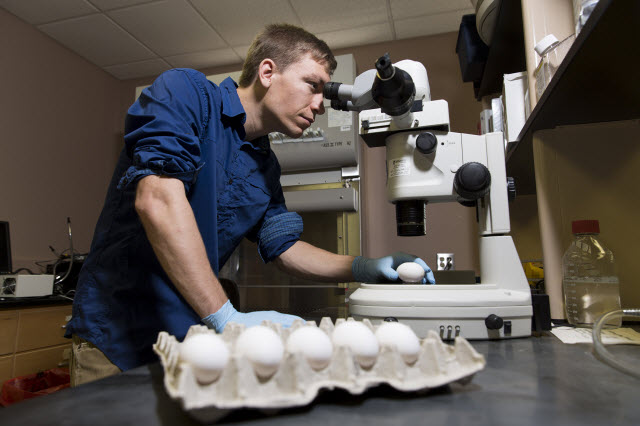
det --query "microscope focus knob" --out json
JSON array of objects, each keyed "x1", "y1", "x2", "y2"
[
  {"x1": 454, "y1": 162, "x2": 491, "y2": 201},
  {"x1": 507, "y1": 177, "x2": 517, "y2": 202},
  {"x1": 415, "y1": 132, "x2": 438, "y2": 154},
  {"x1": 485, "y1": 314, "x2": 504, "y2": 330}
]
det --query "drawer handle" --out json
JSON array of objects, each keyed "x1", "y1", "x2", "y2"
[
  {"x1": 61, "y1": 324, "x2": 67, "y2": 329},
  {"x1": 58, "y1": 361, "x2": 70, "y2": 367}
]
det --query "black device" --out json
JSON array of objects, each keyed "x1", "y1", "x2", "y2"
[
  {"x1": 46, "y1": 256, "x2": 85, "y2": 295},
  {"x1": 0, "y1": 221, "x2": 11, "y2": 274}
]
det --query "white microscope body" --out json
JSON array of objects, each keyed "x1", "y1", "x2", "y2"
[{"x1": 324, "y1": 54, "x2": 532, "y2": 339}]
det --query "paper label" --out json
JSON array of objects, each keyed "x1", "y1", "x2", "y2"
[
  {"x1": 328, "y1": 109, "x2": 352, "y2": 127},
  {"x1": 388, "y1": 158, "x2": 410, "y2": 178},
  {"x1": 550, "y1": 327, "x2": 640, "y2": 345}
]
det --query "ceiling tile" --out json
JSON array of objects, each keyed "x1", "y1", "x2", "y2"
[
  {"x1": 317, "y1": 22, "x2": 393, "y2": 50},
  {"x1": 191, "y1": 0, "x2": 301, "y2": 46},
  {"x1": 104, "y1": 58, "x2": 171, "y2": 80},
  {"x1": 290, "y1": 0, "x2": 388, "y2": 33},
  {"x1": 394, "y1": 8, "x2": 474, "y2": 40},
  {"x1": 90, "y1": 0, "x2": 158, "y2": 12},
  {"x1": 38, "y1": 14, "x2": 157, "y2": 67},
  {"x1": 107, "y1": 0, "x2": 227, "y2": 56},
  {"x1": 165, "y1": 48, "x2": 242, "y2": 69},
  {"x1": 232, "y1": 45, "x2": 251, "y2": 61},
  {"x1": 0, "y1": 0, "x2": 97, "y2": 25},
  {"x1": 390, "y1": 0, "x2": 474, "y2": 20}
]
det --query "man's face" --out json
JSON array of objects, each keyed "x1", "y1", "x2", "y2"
[{"x1": 265, "y1": 54, "x2": 330, "y2": 138}]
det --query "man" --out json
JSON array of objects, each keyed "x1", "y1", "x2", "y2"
[{"x1": 65, "y1": 24, "x2": 434, "y2": 386}]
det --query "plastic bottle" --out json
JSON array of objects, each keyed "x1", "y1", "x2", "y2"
[{"x1": 562, "y1": 220, "x2": 621, "y2": 328}]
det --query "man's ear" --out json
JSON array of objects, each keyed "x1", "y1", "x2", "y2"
[{"x1": 258, "y1": 59, "x2": 276, "y2": 88}]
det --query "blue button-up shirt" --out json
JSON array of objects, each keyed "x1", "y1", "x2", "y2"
[{"x1": 65, "y1": 69, "x2": 302, "y2": 370}]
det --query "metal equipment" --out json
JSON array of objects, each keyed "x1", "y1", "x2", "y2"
[{"x1": 324, "y1": 54, "x2": 532, "y2": 340}]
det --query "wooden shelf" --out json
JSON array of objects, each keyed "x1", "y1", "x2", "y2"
[
  {"x1": 475, "y1": 0, "x2": 526, "y2": 100},
  {"x1": 506, "y1": 0, "x2": 640, "y2": 194}
]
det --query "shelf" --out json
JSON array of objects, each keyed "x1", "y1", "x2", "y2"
[
  {"x1": 475, "y1": 0, "x2": 526, "y2": 100},
  {"x1": 506, "y1": 0, "x2": 640, "y2": 195}
]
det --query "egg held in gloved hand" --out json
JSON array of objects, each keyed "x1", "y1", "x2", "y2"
[{"x1": 396, "y1": 262, "x2": 427, "y2": 283}]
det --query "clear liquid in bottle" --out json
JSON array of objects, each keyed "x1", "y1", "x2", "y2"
[{"x1": 562, "y1": 220, "x2": 621, "y2": 328}]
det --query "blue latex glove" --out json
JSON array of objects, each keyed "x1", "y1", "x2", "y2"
[
  {"x1": 202, "y1": 300, "x2": 302, "y2": 333},
  {"x1": 352, "y1": 251, "x2": 436, "y2": 284}
]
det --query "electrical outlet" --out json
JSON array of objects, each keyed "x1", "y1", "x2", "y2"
[{"x1": 437, "y1": 253, "x2": 455, "y2": 271}]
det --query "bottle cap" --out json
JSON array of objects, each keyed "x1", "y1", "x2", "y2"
[
  {"x1": 572, "y1": 220, "x2": 600, "y2": 234},
  {"x1": 535, "y1": 34, "x2": 560, "y2": 56}
]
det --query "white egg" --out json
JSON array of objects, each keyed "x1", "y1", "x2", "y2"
[
  {"x1": 286, "y1": 326, "x2": 333, "y2": 370},
  {"x1": 235, "y1": 326, "x2": 284, "y2": 379},
  {"x1": 375, "y1": 322, "x2": 421, "y2": 364},
  {"x1": 180, "y1": 333, "x2": 229, "y2": 384},
  {"x1": 396, "y1": 262, "x2": 425, "y2": 283},
  {"x1": 331, "y1": 321, "x2": 379, "y2": 368}
]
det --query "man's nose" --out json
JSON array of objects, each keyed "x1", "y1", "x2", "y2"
[{"x1": 311, "y1": 94, "x2": 325, "y2": 115}]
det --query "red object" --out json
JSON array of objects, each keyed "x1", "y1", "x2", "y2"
[
  {"x1": 572, "y1": 220, "x2": 600, "y2": 234},
  {"x1": 0, "y1": 368, "x2": 70, "y2": 407}
]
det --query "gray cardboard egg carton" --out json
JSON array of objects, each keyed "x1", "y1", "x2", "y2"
[{"x1": 153, "y1": 317, "x2": 486, "y2": 422}]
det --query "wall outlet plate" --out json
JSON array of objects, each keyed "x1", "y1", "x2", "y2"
[{"x1": 437, "y1": 253, "x2": 455, "y2": 271}]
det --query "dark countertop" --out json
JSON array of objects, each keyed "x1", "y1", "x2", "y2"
[
  {"x1": 2, "y1": 331, "x2": 638, "y2": 425},
  {"x1": 0, "y1": 294, "x2": 73, "y2": 309}
]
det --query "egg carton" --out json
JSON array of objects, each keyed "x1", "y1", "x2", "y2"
[{"x1": 153, "y1": 318, "x2": 486, "y2": 422}]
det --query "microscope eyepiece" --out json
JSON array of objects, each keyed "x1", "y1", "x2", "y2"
[
  {"x1": 375, "y1": 53, "x2": 394, "y2": 80},
  {"x1": 372, "y1": 54, "x2": 415, "y2": 117},
  {"x1": 323, "y1": 81, "x2": 342, "y2": 100},
  {"x1": 330, "y1": 99, "x2": 350, "y2": 112}
]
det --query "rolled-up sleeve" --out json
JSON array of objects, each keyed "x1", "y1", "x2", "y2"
[
  {"x1": 253, "y1": 176, "x2": 303, "y2": 262},
  {"x1": 257, "y1": 211, "x2": 303, "y2": 263},
  {"x1": 117, "y1": 69, "x2": 209, "y2": 191}
]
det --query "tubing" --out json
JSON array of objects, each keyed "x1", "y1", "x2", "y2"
[
  {"x1": 53, "y1": 217, "x2": 74, "y2": 288},
  {"x1": 592, "y1": 309, "x2": 640, "y2": 379}
]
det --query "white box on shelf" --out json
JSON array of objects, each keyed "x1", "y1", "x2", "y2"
[
  {"x1": 502, "y1": 72, "x2": 528, "y2": 144},
  {"x1": 479, "y1": 109, "x2": 493, "y2": 134}
]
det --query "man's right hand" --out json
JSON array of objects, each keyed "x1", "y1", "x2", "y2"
[{"x1": 202, "y1": 300, "x2": 302, "y2": 333}]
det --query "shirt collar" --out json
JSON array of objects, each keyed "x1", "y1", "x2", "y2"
[
  {"x1": 219, "y1": 77, "x2": 246, "y2": 123},
  {"x1": 219, "y1": 77, "x2": 270, "y2": 153}
]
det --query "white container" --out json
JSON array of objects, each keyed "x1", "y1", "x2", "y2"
[
  {"x1": 573, "y1": 0, "x2": 600, "y2": 34},
  {"x1": 502, "y1": 72, "x2": 529, "y2": 144},
  {"x1": 533, "y1": 34, "x2": 576, "y2": 102}
]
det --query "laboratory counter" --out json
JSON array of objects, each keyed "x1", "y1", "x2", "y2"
[
  {"x1": 1, "y1": 331, "x2": 638, "y2": 425},
  {"x1": 0, "y1": 295, "x2": 73, "y2": 309}
]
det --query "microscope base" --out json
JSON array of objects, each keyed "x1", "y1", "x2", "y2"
[{"x1": 349, "y1": 284, "x2": 533, "y2": 340}]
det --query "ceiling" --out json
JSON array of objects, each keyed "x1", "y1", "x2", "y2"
[{"x1": 1, "y1": 0, "x2": 474, "y2": 80}]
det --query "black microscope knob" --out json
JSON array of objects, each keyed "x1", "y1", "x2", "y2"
[
  {"x1": 485, "y1": 314, "x2": 504, "y2": 330},
  {"x1": 454, "y1": 162, "x2": 491, "y2": 201},
  {"x1": 415, "y1": 132, "x2": 438, "y2": 154}
]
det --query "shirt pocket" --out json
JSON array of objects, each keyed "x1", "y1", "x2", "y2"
[{"x1": 217, "y1": 166, "x2": 271, "y2": 240}]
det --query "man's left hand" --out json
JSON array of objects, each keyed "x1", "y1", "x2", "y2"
[{"x1": 352, "y1": 252, "x2": 435, "y2": 284}]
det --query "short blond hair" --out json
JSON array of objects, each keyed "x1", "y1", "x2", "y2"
[{"x1": 239, "y1": 23, "x2": 337, "y2": 87}]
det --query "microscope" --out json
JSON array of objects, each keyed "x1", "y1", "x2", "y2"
[{"x1": 324, "y1": 54, "x2": 532, "y2": 340}]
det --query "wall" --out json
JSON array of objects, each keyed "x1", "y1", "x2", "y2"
[{"x1": 0, "y1": 9, "x2": 125, "y2": 270}]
